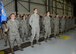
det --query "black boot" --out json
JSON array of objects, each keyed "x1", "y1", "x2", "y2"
[
  {"x1": 19, "y1": 46, "x2": 23, "y2": 51},
  {"x1": 4, "y1": 41, "x2": 7, "y2": 46},
  {"x1": 53, "y1": 34, "x2": 57, "y2": 38},
  {"x1": 12, "y1": 52, "x2": 15, "y2": 54},
  {"x1": 10, "y1": 52, "x2": 15, "y2": 54},
  {"x1": 11, "y1": 48, "x2": 15, "y2": 54},
  {"x1": 31, "y1": 42, "x2": 34, "y2": 48},
  {"x1": 44, "y1": 38, "x2": 47, "y2": 42},
  {"x1": 37, "y1": 40, "x2": 41, "y2": 45}
]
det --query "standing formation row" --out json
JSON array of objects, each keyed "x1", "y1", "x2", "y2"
[{"x1": 1, "y1": 8, "x2": 75, "y2": 54}]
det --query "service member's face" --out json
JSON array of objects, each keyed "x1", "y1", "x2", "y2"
[
  {"x1": 23, "y1": 16, "x2": 26, "y2": 20},
  {"x1": 11, "y1": 14, "x2": 16, "y2": 19},
  {"x1": 47, "y1": 12, "x2": 50, "y2": 16},
  {"x1": 56, "y1": 15, "x2": 59, "y2": 18},
  {"x1": 34, "y1": 9, "x2": 38, "y2": 14}
]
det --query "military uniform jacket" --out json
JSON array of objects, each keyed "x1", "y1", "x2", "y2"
[
  {"x1": 29, "y1": 14, "x2": 40, "y2": 27},
  {"x1": 7, "y1": 19, "x2": 19, "y2": 36}
]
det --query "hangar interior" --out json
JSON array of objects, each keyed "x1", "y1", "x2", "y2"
[{"x1": 0, "y1": 0, "x2": 76, "y2": 54}]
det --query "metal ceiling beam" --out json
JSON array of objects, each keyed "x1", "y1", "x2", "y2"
[
  {"x1": 4, "y1": 0, "x2": 14, "y2": 7},
  {"x1": 15, "y1": 0, "x2": 18, "y2": 15},
  {"x1": 28, "y1": 0, "x2": 30, "y2": 12},
  {"x1": 18, "y1": 0, "x2": 45, "y2": 6},
  {"x1": 18, "y1": 1, "x2": 29, "y2": 12},
  {"x1": 48, "y1": 0, "x2": 50, "y2": 12}
]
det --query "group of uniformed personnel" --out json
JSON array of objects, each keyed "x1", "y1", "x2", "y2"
[{"x1": 0, "y1": 8, "x2": 75, "y2": 54}]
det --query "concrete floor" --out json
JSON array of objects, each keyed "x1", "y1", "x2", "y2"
[
  {"x1": 14, "y1": 29, "x2": 76, "y2": 54},
  {"x1": 0, "y1": 29, "x2": 76, "y2": 54}
]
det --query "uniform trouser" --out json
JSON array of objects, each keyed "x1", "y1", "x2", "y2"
[
  {"x1": 65, "y1": 23, "x2": 67, "y2": 31},
  {"x1": 9, "y1": 33, "x2": 21, "y2": 48},
  {"x1": 31, "y1": 26, "x2": 40, "y2": 42},
  {"x1": 60, "y1": 25, "x2": 65, "y2": 33},
  {"x1": 44, "y1": 26, "x2": 51, "y2": 38},
  {"x1": 3, "y1": 32, "x2": 8, "y2": 44},
  {"x1": 21, "y1": 28, "x2": 28, "y2": 40},
  {"x1": 65, "y1": 21, "x2": 69, "y2": 31},
  {"x1": 0, "y1": 33, "x2": 2, "y2": 39},
  {"x1": 0, "y1": 29, "x2": 3, "y2": 39},
  {"x1": 19, "y1": 28, "x2": 22, "y2": 39},
  {"x1": 27, "y1": 25, "x2": 31, "y2": 37},
  {"x1": 54, "y1": 25, "x2": 59, "y2": 36},
  {"x1": 65, "y1": 24, "x2": 68, "y2": 31}
]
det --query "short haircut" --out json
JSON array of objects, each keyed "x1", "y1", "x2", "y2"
[
  {"x1": 33, "y1": 8, "x2": 37, "y2": 11},
  {"x1": 10, "y1": 13, "x2": 16, "y2": 18},
  {"x1": 10, "y1": 13, "x2": 15, "y2": 16}
]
